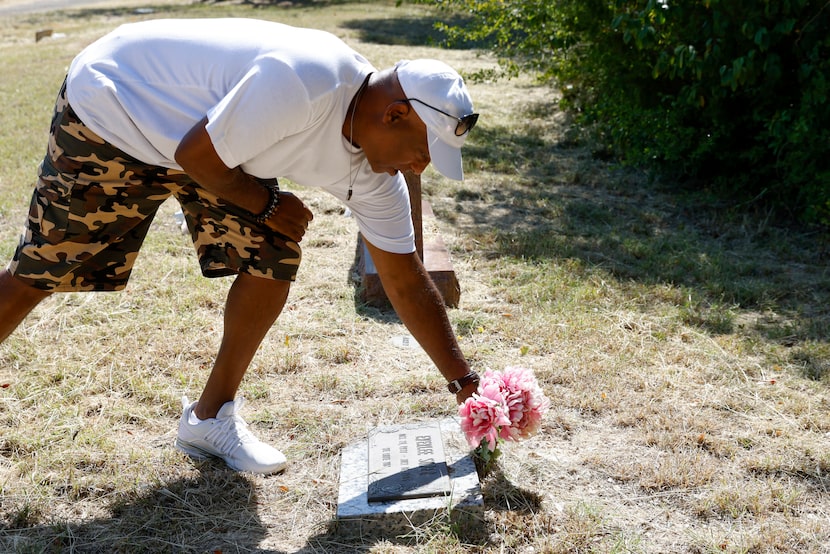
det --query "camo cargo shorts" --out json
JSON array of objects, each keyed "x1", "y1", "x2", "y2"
[{"x1": 8, "y1": 81, "x2": 301, "y2": 292}]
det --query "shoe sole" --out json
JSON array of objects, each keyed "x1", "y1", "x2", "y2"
[
  {"x1": 175, "y1": 438, "x2": 287, "y2": 474},
  {"x1": 175, "y1": 438, "x2": 220, "y2": 461}
]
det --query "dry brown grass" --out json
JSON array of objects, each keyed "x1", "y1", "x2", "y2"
[{"x1": 1, "y1": 1, "x2": 829, "y2": 552}]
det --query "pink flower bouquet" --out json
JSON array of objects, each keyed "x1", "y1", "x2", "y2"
[{"x1": 458, "y1": 366, "x2": 550, "y2": 475}]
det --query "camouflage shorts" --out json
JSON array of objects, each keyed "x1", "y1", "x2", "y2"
[{"x1": 9, "y1": 81, "x2": 301, "y2": 292}]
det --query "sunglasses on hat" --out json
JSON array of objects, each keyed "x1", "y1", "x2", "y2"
[{"x1": 402, "y1": 97, "x2": 479, "y2": 136}]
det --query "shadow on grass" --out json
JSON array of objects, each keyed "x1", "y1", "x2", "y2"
[
  {"x1": 297, "y1": 509, "x2": 489, "y2": 553},
  {"x1": 37, "y1": 0, "x2": 473, "y2": 37},
  {"x1": 8, "y1": 0, "x2": 359, "y2": 22},
  {"x1": 442, "y1": 94, "x2": 830, "y2": 366},
  {"x1": 0, "y1": 466, "x2": 274, "y2": 553},
  {"x1": 479, "y1": 466, "x2": 543, "y2": 513},
  {"x1": 341, "y1": 12, "x2": 482, "y2": 49},
  {"x1": 290, "y1": 465, "x2": 536, "y2": 552},
  {"x1": 45, "y1": 1, "x2": 481, "y2": 50}
]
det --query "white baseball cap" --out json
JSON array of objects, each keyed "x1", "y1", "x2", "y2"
[{"x1": 395, "y1": 59, "x2": 477, "y2": 180}]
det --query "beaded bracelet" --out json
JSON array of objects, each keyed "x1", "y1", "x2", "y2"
[{"x1": 253, "y1": 177, "x2": 280, "y2": 224}]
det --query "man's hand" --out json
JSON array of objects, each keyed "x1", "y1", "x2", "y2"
[
  {"x1": 265, "y1": 191, "x2": 313, "y2": 243},
  {"x1": 175, "y1": 117, "x2": 316, "y2": 240}
]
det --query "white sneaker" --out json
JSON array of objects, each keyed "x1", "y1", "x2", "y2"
[{"x1": 175, "y1": 396, "x2": 287, "y2": 474}]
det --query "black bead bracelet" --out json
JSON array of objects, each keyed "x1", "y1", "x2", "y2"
[{"x1": 253, "y1": 177, "x2": 280, "y2": 224}]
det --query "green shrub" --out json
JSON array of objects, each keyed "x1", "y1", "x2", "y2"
[{"x1": 424, "y1": 0, "x2": 830, "y2": 224}]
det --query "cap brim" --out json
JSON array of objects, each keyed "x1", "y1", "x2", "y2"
[{"x1": 427, "y1": 129, "x2": 464, "y2": 181}]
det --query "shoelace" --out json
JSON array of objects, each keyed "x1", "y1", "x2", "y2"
[{"x1": 203, "y1": 410, "x2": 258, "y2": 457}]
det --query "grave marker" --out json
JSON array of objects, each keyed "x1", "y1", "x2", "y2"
[
  {"x1": 336, "y1": 418, "x2": 482, "y2": 539},
  {"x1": 367, "y1": 422, "x2": 451, "y2": 502}
]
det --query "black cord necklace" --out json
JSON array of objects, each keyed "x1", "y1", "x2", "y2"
[{"x1": 347, "y1": 74, "x2": 371, "y2": 201}]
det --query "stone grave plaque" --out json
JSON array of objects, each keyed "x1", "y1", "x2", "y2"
[
  {"x1": 336, "y1": 418, "x2": 484, "y2": 538},
  {"x1": 367, "y1": 422, "x2": 451, "y2": 502}
]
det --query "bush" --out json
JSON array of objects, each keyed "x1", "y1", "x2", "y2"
[{"x1": 425, "y1": 0, "x2": 830, "y2": 224}]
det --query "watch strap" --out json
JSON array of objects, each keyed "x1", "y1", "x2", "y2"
[{"x1": 447, "y1": 371, "x2": 480, "y2": 394}]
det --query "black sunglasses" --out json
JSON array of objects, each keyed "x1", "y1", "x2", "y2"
[{"x1": 403, "y1": 97, "x2": 479, "y2": 136}]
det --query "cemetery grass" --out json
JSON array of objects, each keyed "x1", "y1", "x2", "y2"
[{"x1": 1, "y1": 1, "x2": 829, "y2": 552}]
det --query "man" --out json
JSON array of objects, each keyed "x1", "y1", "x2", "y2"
[{"x1": 0, "y1": 18, "x2": 481, "y2": 474}]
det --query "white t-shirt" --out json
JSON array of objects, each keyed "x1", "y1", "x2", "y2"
[{"x1": 65, "y1": 18, "x2": 414, "y2": 254}]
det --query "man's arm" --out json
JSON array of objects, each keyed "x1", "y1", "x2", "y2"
[
  {"x1": 174, "y1": 117, "x2": 312, "y2": 242},
  {"x1": 364, "y1": 239, "x2": 477, "y2": 403}
]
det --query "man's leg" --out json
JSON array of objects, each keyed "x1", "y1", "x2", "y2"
[
  {"x1": 0, "y1": 269, "x2": 52, "y2": 343},
  {"x1": 195, "y1": 272, "x2": 290, "y2": 419},
  {"x1": 176, "y1": 271, "x2": 291, "y2": 474}
]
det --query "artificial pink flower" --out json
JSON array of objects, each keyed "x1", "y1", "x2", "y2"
[
  {"x1": 459, "y1": 366, "x2": 550, "y2": 455},
  {"x1": 500, "y1": 366, "x2": 550, "y2": 439},
  {"x1": 459, "y1": 366, "x2": 550, "y2": 443},
  {"x1": 477, "y1": 371, "x2": 506, "y2": 404},
  {"x1": 458, "y1": 393, "x2": 511, "y2": 451}
]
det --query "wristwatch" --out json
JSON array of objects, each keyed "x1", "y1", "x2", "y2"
[{"x1": 447, "y1": 371, "x2": 480, "y2": 394}]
